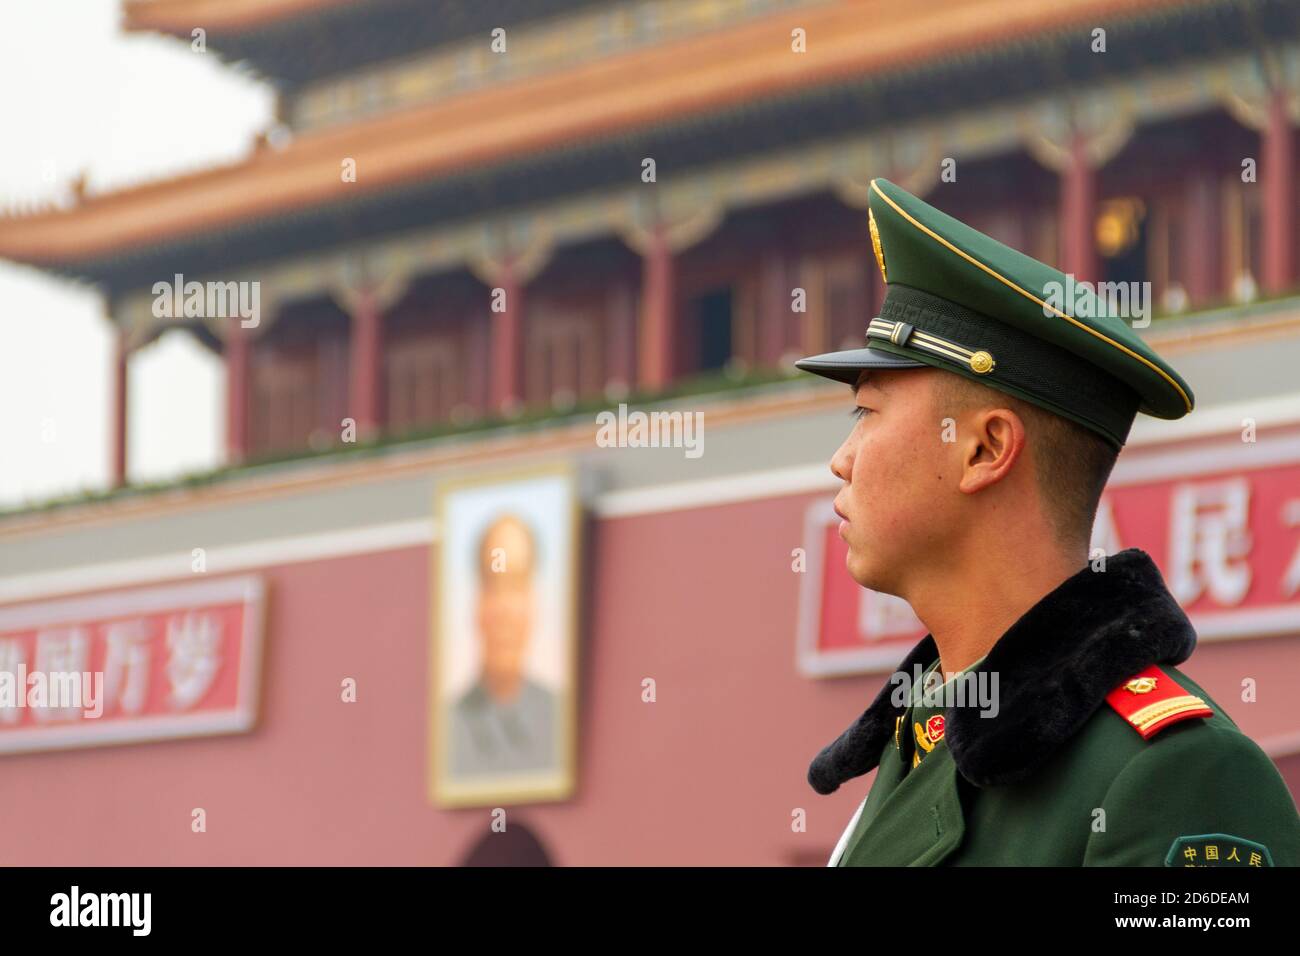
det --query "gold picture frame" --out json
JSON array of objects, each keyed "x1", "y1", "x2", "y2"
[{"x1": 428, "y1": 459, "x2": 581, "y2": 807}]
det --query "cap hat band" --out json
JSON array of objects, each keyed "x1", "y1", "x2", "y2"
[{"x1": 867, "y1": 318, "x2": 995, "y2": 374}]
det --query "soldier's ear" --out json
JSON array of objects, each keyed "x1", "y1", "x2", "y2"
[{"x1": 956, "y1": 407, "x2": 1026, "y2": 494}]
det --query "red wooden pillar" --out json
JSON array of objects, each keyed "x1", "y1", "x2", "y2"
[
  {"x1": 226, "y1": 326, "x2": 251, "y2": 463},
  {"x1": 639, "y1": 226, "x2": 675, "y2": 390},
  {"x1": 759, "y1": 252, "x2": 789, "y2": 366},
  {"x1": 1183, "y1": 170, "x2": 1219, "y2": 305},
  {"x1": 469, "y1": 315, "x2": 491, "y2": 412},
  {"x1": 110, "y1": 329, "x2": 128, "y2": 487},
  {"x1": 1060, "y1": 133, "x2": 1099, "y2": 282},
  {"x1": 606, "y1": 279, "x2": 637, "y2": 393},
  {"x1": 349, "y1": 289, "x2": 384, "y2": 436},
  {"x1": 1262, "y1": 89, "x2": 1295, "y2": 294},
  {"x1": 490, "y1": 264, "x2": 523, "y2": 412}
]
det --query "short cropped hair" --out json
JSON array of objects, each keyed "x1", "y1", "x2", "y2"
[{"x1": 928, "y1": 373, "x2": 1119, "y2": 548}]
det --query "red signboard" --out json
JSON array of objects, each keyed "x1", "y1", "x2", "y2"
[
  {"x1": 798, "y1": 429, "x2": 1300, "y2": 676},
  {"x1": 0, "y1": 576, "x2": 265, "y2": 752}
]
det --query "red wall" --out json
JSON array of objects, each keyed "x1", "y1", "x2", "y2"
[{"x1": 2, "y1": 489, "x2": 1297, "y2": 865}]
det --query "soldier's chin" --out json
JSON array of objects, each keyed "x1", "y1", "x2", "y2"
[
  {"x1": 844, "y1": 547, "x2": 876, "y2": 589},
  {"x1": 846, "y1": 546, "x2": 894, "y2": 594}
]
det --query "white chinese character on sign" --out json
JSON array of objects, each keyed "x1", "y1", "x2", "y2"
[
  {"x1": 1089, "y1": 496, "x2": 1123, "y2": 559},
  {"x1": 1281, "y1": 498, "x2": 1300, "y2": 599},
  {"x1": 165, "y1": 612, "x2": 222, "y2": 710},
  {"x1": 0, "y1": 638, "x2": 26, "y2": 725},
  {"x1": 33, "y1": 627, "x2": 89, "y2": 722},
  {"x1": 1168, "y1": 478, "x2": 1253, "y2": 607},
  {"x1": 858, "y1": 588, "x2": 922, "y2": 640},
  {"x1": 102, "y1": 619, "x2": 152, "y2": 715}
]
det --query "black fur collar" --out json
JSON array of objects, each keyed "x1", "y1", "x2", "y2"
[{"x1": 808, "y1": 548, "x2": 1198, "y2": 793}]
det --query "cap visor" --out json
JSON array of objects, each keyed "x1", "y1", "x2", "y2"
[{"x1": 793, "y1": 347, "x2": 926, "y2": 386}]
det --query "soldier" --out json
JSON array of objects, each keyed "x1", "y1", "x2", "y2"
[{"x1": 797, "y1": 178, "x2": 1300, "y2": 866}]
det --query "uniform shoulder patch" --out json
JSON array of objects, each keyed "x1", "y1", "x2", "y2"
[
  {"x1": 1105, "y1": 664, "x2": 1213, "y2": 740},
  {"x1": 1165, "y1": 833, "x2": 1274, "y2": 867}
]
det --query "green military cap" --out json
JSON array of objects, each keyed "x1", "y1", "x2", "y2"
[{"x1": 794, "y1": 178, "x2": 1195, "y2": 448}]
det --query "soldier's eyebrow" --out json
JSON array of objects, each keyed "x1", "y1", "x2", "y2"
[{"x1": 853, "y1": 372, "x2": 888, "y2": 397}]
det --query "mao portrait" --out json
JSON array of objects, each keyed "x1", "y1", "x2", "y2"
[{"x1": 430, "y1": 463, "x2": 579, "y2": 807}]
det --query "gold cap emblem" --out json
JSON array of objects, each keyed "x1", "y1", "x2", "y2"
[
  {"x1": 969, "y1": 350, "x2": 995, "y2": 374},
  {"x1": 869, "y1": 209, "x2": 887, "y2": 282},
  {"x1": 1125, "y1": 676, "x2": 1158, "y2": 694}
]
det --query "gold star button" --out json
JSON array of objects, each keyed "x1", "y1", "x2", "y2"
[{"x1": 1125, "y1": 676, "x2": 1158, "y2": 694}]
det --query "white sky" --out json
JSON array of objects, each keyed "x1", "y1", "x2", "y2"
[{"x1": 0, "y1": 0, "x2": 274, "y2": 508}]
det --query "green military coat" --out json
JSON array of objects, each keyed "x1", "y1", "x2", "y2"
[{"x1": 811, "y1": 549, "x2": 1300, "y2": 866}]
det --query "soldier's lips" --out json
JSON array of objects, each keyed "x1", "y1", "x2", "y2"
[{"x1": 834, "y1": 503, "x2": 849, "y2": 534}]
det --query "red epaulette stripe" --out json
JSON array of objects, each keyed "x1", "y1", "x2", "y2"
[{"x1": 1105, "y1": 664, "x2": 1213, "y2": 740}]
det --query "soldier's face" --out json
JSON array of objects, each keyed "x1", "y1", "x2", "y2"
[{"x1": 829, "y1": 367, "x2": 952, "y2": 596}]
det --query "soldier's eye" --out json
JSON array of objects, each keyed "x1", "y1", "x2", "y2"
[{"x1": 850, "y1": 406, "x2": 872, "y2": 422}]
